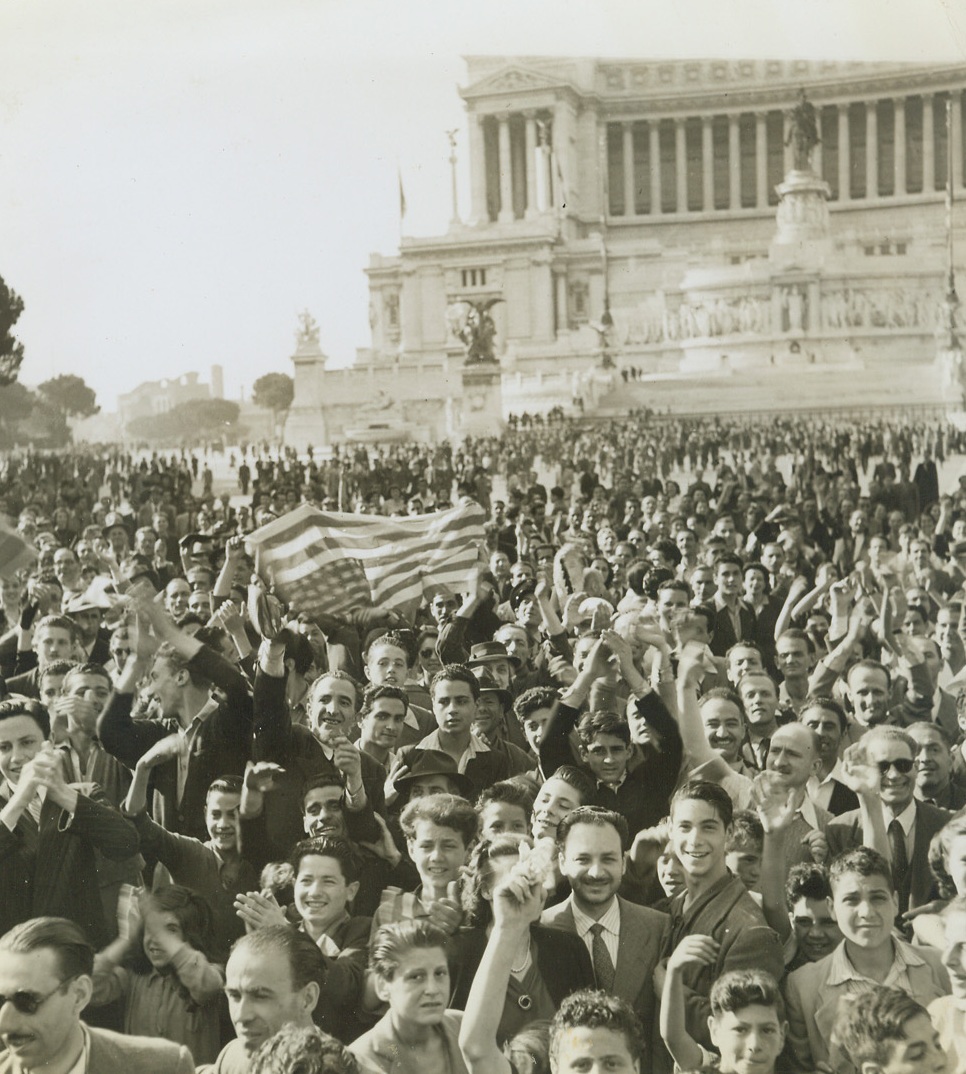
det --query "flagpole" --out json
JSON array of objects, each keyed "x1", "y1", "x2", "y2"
[{"x1": 946, "y1": 96, "x2": 960, "y2": 350}]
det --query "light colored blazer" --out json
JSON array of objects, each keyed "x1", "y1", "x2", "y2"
[
  {"x1": 0, "y1": 1025, "x2": 194, "y2": 1074},
  {"x1": 785, "y1": 939, "x2": 950, "y2": 1073},
  {"x1": 349, "y1": 1009, "x2": 469, "y2": 1074},
  {"x1": 540, "y1": 895, "x2": 668, "y2": 1056}
]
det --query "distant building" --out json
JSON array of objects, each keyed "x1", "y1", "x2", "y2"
[
  {"x1": 118, "y1": 364, "x2": 224, "y2": 428},
  {"x1": 286, "y1": 58, "x2": 965, "y2": 449}
]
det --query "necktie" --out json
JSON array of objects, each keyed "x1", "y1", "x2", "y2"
[
  {"x1": 888, "y1": 818, "x2": 909, "y2": 890},
  {"x1": 590, "y1": 923, "x2": 615, "y2": 992},
  {"x1": 756, "y1": 738, "x2": 770, "y2": 770}
]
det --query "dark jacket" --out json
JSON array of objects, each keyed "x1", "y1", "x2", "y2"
[
  {"x1": 539, "y1": 691, "x2": 683, "y2": 838},
  {"x1": 0, "y1": 777, "x2": 140, "y2": 948},
  {"x1": 98, "y1": 645, "x2": 253, "y2": 840}
]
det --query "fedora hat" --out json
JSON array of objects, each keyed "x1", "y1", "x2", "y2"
[{"x1": 393, "y1": 749, "x2": 473, "y2": 800}]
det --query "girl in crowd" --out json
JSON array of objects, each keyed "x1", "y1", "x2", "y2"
[
  {"x1": 349, "y1": 921, "x2": 468, "y2": 1074},
  {"x1": 91, "y1": 884, "x2": 225, "y2": 1065},
  {"x1": 449, "y1": 834, "x2": 593, "y2": 1044}
]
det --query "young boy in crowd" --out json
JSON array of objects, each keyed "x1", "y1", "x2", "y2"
[
  {"x1": 785, "y1": 847, "x2": 950, "y2": 1074},
  {"x1": 662, "y1": 964, "x2": 787, "y2": 1074},
  {"x1": 834, "y1": 986, "x2": 950, "y2": 1074},
  {"x1": 724, "y1": 811, "x2": 764, "y2": 898}
]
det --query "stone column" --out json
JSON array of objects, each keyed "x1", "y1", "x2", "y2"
[
  {"x1": 703, "y1": 116, "x2": 715, "y2": 211},
  {"x1": 498, "y1": 115, "x2": 514, "y2": 222},
  {"x1": 813, "y1": 129, "x2": 823, "y2": 178},
  {"x1": 866, "y1": 99, "x2": 878, "y2": 198},
  {"x1": 893, "y1": 97, "x2": 906, "y2": 195},
  {"x1": 728, "y1": 113, "x2": 741, "y2": 208},
  {"x1": 623, "y1": 122, "x2": 636, "y2": 216},
  {"x1": 555, "y1": 272, "x2": 568, "y2": 333},
  {"x1": 524, "y1": 112, "x2": 538, "y2": 218},
  {"x1": 838, "y1": 103, "x2": 851, "y2": 201},
  {"x1": 649, "y1": 121, "x2": 662, "y2": 215},
  {"x1": 755, "y1": 112, "x2": 768, "y2": 208},
  {"x1": 468, "y1": 112, "x2": 487, "y2": 224},
  {"x1": 675, "y1": 117, "x2": 688, "y2": 212},
  {"x1": 923, "y1": 93, "x2": 935, "y2": 192},
  {"x1": 953, "y1": 91, "x2": 963, "y2": 189}
]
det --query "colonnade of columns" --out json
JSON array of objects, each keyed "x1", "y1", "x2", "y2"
[{"x1": 605, "y1": 88, "x2": 964, "y2": 216}]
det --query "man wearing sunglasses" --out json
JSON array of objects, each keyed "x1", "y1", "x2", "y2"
[
  {"x1": 0, "y1": 916, "x2": 194, "y2": 1072},
  {"x1": 827, "y1": 726, "x2": 952, "y2": 918}
]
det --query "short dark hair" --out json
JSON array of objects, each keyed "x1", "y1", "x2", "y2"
[
  {"x1": 829, "y1": 847, "x2": 894, "y2": 894},
  {"x1": 800, "y1": 695, "x2": 848, "y2": 733},
  {"x1": 308, "y1": 670, "x2": 361, "y2": 711},
  {"x1": 400, "y1": 793, "x2": 478, "y2": 846},
  {"x1": 230, "y1": 926, "x2": 325, "y2": 994},
  {"x1": 38, "y1": 659, "x2": 77, "y2": 686},
  {"x1": 832, "y1": 986, "x2": 931, "y2": 1069},
  {"x1": 0, "y1": 916, "x2": 93, "y2": 978},
  {"x1": 543, "y1": 765, "x2": 596, "y2": 806},
  {"x1": 670, "y1": 779, "x2": 734, "y2": 829},
  {"x1": 0, "y1": 697, "x2": 50, "y2": 737},
  {"x1": 359, "y1": 684, "x2": 410, "y2": 718},
  {"x1": 557, "y1": 805, "x2": 628, "y2": 850},
  {"x1": 249, "y1": 1025, "x2": 360, "y2": 1074},
  {"x1": 513, "y1": 686, "x2": 558, "y2": 724},
  {"x1": 430, "y1": 663, "x2": 480, "y2": 701},
  {"x1": 726, "y1": 810, "x2": 764, "y2": 854},
  {"x1": 576, "y1": 711, "x2": 630, "y2": 748},
  {"x1": 786, "y1": 861, "x2": 833, "y2": 908},
  {"x1": 714, "y1": 552, "x2": 744, "y2": 573},
  {"x1": 710, "y1": 969, "x2": 785, "y2": 1022},
  {"x1": 291, "y1": 836, "x2": 360, "y2": 885},
  {"x1": 549, "y1": 990, "x2": 645, "y2": 1065},
  {"x1": 462, "y1": 832, "x2": 530, "y2": 926},
  {"x1": 207, "y1": 774, "x2": 243, "y2": 801},
  {"x1": 62, "y1": 662, "x2": 112, "y2": 693},
  {"x1": 477, "y1": 780, "x2": 534, "y2": 819}
]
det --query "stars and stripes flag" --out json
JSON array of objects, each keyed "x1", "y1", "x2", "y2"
[{"x1": 245, "y1": 502, "x2": 486, "y2": 619}]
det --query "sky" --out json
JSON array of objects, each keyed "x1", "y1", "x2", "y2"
[{"x1": 0, "y1": 0, "x2": 964, "y2": 412}]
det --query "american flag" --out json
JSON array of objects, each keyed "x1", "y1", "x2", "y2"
[{"x1": 245, "y1": 502, "x2": 486, "y2": 618}]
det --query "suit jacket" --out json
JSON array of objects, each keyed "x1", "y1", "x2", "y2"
[
  {"x1": 99, "y1": 644, "x2": 253, "y2": 841},
  {"x1": 0, "y1": 1024, "x2": 194, "y2": 1074},
  {"x1": 0, "y1": 778, "x2": 140, "y2": 948},
  {"x1": 826, "y1": 799, "x2": 951, "y2": 914},
  {"x1": 448, "y1": 922, "x2": 594, "y2": 1013},
  {"x1": 709, "y1": 600, "x2": 756, "y2": 657},
  {"x1": 659, "y1": 874, "x2": 783, "y2": 1063},
  {"x1": 349, "y1": 1009, "x2": 469, "y2": 1074},
  {"x1": 821, "y1": 777, "x2": 860, "y2": 816},
  {"x1": 785, "y1": 940, "x2": 950, "y2": 1073},
  {"x1": 541, "y1": 895, "x2": 667, "y2": 1064}
]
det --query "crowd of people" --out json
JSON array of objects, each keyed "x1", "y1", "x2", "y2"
[{"x1": 0, "y1": 408, "x2": 965, "y2": 1074}]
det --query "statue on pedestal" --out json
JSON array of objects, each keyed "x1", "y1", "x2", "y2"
[
  {"x1": 458, "y1": 298, "x2": 503, "y2": 365},
  {"x1": 296, "y1": 309, "x2": 321, "y2": 347},
  {"x1": 785, "y1": 89, "x2": 820, "y2": 172}
]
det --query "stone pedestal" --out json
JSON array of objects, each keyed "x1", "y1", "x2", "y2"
[
  {"x1": 457, "y1": 364, "x2": 504, "y2": 438},
  {"x1": 770, "y1": 168, "x2": 832, "y2": 269}
]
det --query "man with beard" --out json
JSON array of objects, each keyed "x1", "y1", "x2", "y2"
[{"x1": 542, "y1": 807, "x2": 667, "y2": 1062}]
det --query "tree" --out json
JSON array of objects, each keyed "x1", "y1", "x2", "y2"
[
  {"x1": 126, "y1": 397, "x2": 240, "y2": 443},
  {"x1": 252, "y1": 372, "x2": 294, "y2": 429},
  {"x1": 37, "y1": 374, "x2": 99, "y2": 418},
  {"x1": 0, "y1": 274, "x2": 26, "y2": 386}
]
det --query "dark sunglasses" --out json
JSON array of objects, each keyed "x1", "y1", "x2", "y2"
[
  {"x1": 418, "y1": 648, "x2": 436, "y2": 658},
  {"x1": 0, "y1": 975, "x2": 76, "y2": 1015},
  {"x1": 876, "y1": 758, "x2": 914, "y2": 775}
]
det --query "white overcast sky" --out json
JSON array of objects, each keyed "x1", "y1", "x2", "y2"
[{"x1": 0, "y1": 0, "x2": 964, "y2": 411}]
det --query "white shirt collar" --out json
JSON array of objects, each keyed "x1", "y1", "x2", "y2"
[
  {"x1": 883, "y1": 797, "x2": 917, "y2": 837},
  {"x1": 796, "y1": 793, "x2": 821, "y2": 831},
  {"x1": 417, "y1": 730, "x2": 490, "y2": 772},
  {"x1": 570, "y1": 894, "x2": 621, "y2": 940}
]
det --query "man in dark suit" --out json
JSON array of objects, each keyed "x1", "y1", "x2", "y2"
[
  {"x1": 98, "y1": 592, "x2": 253, "y2": 841},
  {"x1": 709, "y1": 553, "x2": 756, "y2": 658},
  {"x1": 0, "y1": 917, "x2": 193, "y2": 1073},
  {"x1": 826, "y1": 725, "x2": 951, "y2": 917},
  {"x1": 541, "y1": 807, "x2": 667, "y2": 1067}
]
